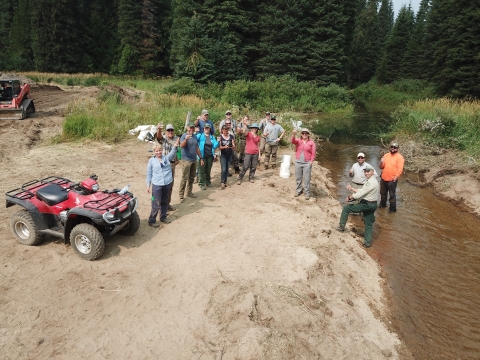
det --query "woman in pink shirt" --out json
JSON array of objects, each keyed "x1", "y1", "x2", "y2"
[
  {"x1": 237, "y1": 118, "x2": 261, "y2": 184},
  {"x1": 291, "y1": 128, "x2": 316, "y2": 200}
]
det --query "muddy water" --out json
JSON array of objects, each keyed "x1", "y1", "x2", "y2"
[{"x1": 319, "y1": 140, "x2": 480, "y2": 359}]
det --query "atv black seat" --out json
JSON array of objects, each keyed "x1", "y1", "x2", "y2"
[{"x1": 35, "y1": 183, "x2": 69, "y2": 206}]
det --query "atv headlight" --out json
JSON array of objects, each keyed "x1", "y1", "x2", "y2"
[
  {"x1": 92, "y1": 184, "x2": 99, "y2": 191},
  {"x1": 104, "y1": 212, "x2": 115, "y2": 220}
]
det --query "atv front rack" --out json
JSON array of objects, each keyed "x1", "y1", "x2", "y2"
[{"x1": 83, "y1": 192, "x2": 135, "y2": 212}]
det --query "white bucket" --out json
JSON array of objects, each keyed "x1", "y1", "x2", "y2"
[
  {"x1": 280, "y1": 162, "x2": 290, "y2": 178},
  {"x1": 137, "y1": 130, "x2": 148, "y2": 141},
  {"x1": 282, "y1": 154, "x2": 291, "y2": 164}
]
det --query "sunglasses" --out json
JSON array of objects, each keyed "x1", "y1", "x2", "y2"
[
  {"x1": 390, "y1": 146, "x2": 398, "y2": 149},
  {"x1": 226, "y1": 113, "x2": 232, "y2": 115},
  {"x1": 225, "y1": 122, "x2": 231, "y2": 125},
  {"x1": 166, "y1": 129, "x2": 174, "y2": 132},
  {"x1": 301, "y1": 132, "x2": 308, "y2": 135},
  {"x1": 357, "y1": 156, "x2": 364, "y2": 159}
]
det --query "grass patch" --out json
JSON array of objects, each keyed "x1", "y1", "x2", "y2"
[
  {"x1": 390, "y1": 98, "x2": 480, "y2": 158},
  {"x1": 353, "y1": 79, "x2": 437, "y2": 111},
  {"x1": 19, "y1": 72, "x2": 353, "y2": 142}
]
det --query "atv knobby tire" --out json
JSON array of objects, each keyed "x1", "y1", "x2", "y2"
[
  {"x1": 70, "y1": 224, "x2": 105, "y2": 261},
  {"x1": 120, "y1": 211, "x2": 140, "y2": 236},
  {"x1": 10, "y1": 210, "x2": 44, "y2": 246}
]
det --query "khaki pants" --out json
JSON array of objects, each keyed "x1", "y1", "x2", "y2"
[
  {"x1": 179, "y1": 160, "x2": 196, "y2": 198},
  {"x1": 264, "y1": 143, "x2": 278, "y2": 167}
]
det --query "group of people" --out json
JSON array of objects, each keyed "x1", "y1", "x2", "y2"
[
  {"x1": 146, "y1": 108, "x2": 405, "y2": 250},
  {"x1": 334, "y1": 143, "x2": 405, "y2": 248},
  {"x1": 146, "y1": 110, "x2": 316, "y2": 228}
]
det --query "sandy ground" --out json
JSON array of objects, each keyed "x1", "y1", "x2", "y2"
[{"x1": 0, "y1": 84, "x2": 405, "y2": 359}]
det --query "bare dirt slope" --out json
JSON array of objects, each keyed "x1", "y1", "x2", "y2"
[{"x1": 0, "y1": 84, "x2": 402, "y2": 359}]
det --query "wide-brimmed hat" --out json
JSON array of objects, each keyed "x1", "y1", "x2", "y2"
[{"x1": 301, "y1": 128, "x2": 310, "y2": 134}]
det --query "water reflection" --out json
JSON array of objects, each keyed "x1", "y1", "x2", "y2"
[{"x1": 320, "y1": 140, "x2": 480, "y2": 359}]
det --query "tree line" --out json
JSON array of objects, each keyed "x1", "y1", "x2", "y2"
[{"x1": 0, "y1": 0, "x2": 478, "y2": 97}]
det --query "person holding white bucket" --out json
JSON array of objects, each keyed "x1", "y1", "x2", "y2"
[{"x1": 291, "y1": 128, "x2": 316, "y2": 200}]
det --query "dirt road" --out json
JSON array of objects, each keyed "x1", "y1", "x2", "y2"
[{"x1": 0, "y1": 84, "x2": 402, "y2": 359}]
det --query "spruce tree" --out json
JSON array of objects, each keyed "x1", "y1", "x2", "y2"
[
  {"x1": 376, "y1": 0, "x2": 394, "y2": 61},
  {"x1": 0, "y1": 0, "x2": 15, "y2": 69},
  {"x1": 7, "y1": 0, "x2": 33, "y2": 70},
  {"x1": 427, "y1": 0, "x2": 480, "y2": 97},
  {"x1": 400, "y1": 0, "x2": 430, "y2": 80},
  {"x1": 347, "y1": 0, "x2": 380, "y2": 86},
  {"x1": 112, "y1": 0, "x2": 142, "y2": 74},
  {"x1": 375, "y1": 5, "x2": 414, "y2": 83},
  {"x1": 31, "y1": 0, "x2": 82, "y2": 72}
]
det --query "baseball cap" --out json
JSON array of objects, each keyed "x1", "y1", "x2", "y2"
[
  {"x1": 363, "y1": 165, "x2": 374, "y2": 171},
  {"x1": 265, "y1": 111, "x2": 271, "y2": 115},
  {"x1": 249, "y1": 123, "x2": 260, "y2": 129},
  {"x1": 357, "y1": 152, "x2": 365, "y2": 158},
  {"x1": 204, "y1": 123, "x2": 211, "y2": 128},
  {"x1": 201, "y1": 109, "x2": 209, "y2": 115},
  {"x1": 270, "y1": 115, "x2": 276, "y2": 120},
  {"x1": 166, "y1": 124, "x2": 174, "y2": 130},
  {"x1": 187, "y1": 122, "x2": 195, "y2": 128},
  {"x1": 301, "y1": 128, "x2": 310, "y2": 134},
  {"x1": 225, "y1": 110, "x2": 232, "y2": 115}
]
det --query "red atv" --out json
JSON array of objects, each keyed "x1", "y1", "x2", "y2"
[{"x1": 5, "y1": 175, "x2": 140, "y2": 260}]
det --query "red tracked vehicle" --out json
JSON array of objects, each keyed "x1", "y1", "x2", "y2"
[
  {"x1": 5, "y1": 175, "x2": 140, "y2": 260},
  {"x1": 0, "y1": 79, "x2": 35, "y2": 120}
]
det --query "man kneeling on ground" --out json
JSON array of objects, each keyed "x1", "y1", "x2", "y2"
[{"x1": 335, "y1": 165, "x2": 379, "y2": 248}]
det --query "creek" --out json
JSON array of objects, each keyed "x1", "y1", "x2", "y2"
[{"x1": 312, "y1": 111, "x2": 480, "y2": 359}]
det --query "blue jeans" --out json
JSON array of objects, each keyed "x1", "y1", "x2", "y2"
[{"x1": 220, "y1": 154, "x2": 232, "y2": 184}]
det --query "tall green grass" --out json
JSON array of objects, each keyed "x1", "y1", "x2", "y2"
[
  {"x1": 391, "y1": 98, "x2": 480, "y2": 157},
  {"x1": 20, "y1": 72, "x2": 354, "y2": 142},
  {"x1": 164, "y1": 76, "x2": 352, "y2": 112},
  {"x1": 353, "y1": 79, "x2": 437, "y2": 111}
]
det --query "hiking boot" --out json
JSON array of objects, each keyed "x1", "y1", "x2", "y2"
[
  {"x1": 294, "y1": 191, "x2": 302, "y2": 197},
  {"x1": 333, "y1": 225, "x2": 345, "y2": 232},
  {"x1": 148, "y1": 223, "x2": 160, "y2": 228},
  {"x1": 228, "y1": 172, "x2": 233, "y2": 177},
  {"x1": 168, "y1": 204, "x2": 176, "y2": 211},
  {"x1": 160, "y1": 218, "x2": 171, "y2": 224},
  {"x1": 221, "y1": 183, "x2": 226, "y2": 189},
  {"x1": 206, "y1": 183, "x2": 212, "y2": 187},
  {"x1": 187, "y1": 193, "x2": 196, "y2": 198},
  {"x1": 305, "y1": 195, "x2": 310, "y2": 200},
  {"x1": 237, "y1": 179, "x2": 241, "y2": 185},
  {"x1": 264, "y1": 165, "x2": 269, "y2": 170},
  {"x1": 200, "y1": 185, "x2": 206, "y2": 190},
  {"x1": 249, "y1": 179, "x2": 254, "y2": 183}
]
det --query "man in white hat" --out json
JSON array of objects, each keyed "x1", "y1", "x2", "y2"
[{"x1": 349, "y1": 152, "x2": 377, "y2": 190}]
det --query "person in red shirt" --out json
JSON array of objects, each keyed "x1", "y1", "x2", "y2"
[
  {"x1": 237, "y1": 118, "x2": 261, "y2": 184},
  {"x1": 379, "y1": 142, "x2": 405, "y2": 212},
  {"x1": 291, "y1": 128, "x2": 316, "y2": 200}
]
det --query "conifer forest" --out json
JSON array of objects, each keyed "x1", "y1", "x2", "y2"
[{"x1": 0, "y1": 0, "x2": 478, "y2": 98}]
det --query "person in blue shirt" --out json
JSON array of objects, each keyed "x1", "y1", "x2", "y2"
[
  {"x1": 146, "y1": 138, "x2": 180, "y2": 227},
  {"x1": 196, "y1": 123, "x2": 219, "y2": 190}
]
